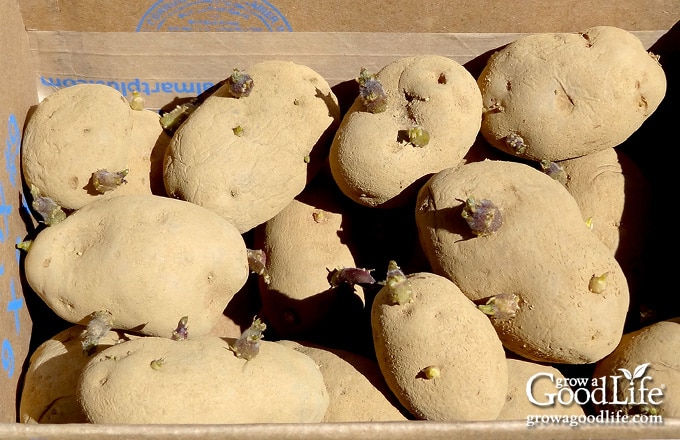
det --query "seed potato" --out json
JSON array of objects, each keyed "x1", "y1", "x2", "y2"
[
  {"x1": 24, "y1": 194, "x2": 249, "y2": 337},
  {"x1": 415, "y1": 160, "x2": 630, "y2": 364},
  {"x1": 163, "y1": 61, "x2": 341, "y2": 233},
  {"x1": 329, "y1": 55, "x2": 482, "y2": 208},
  {"x1": 478, "y1": 26, "x2": 666, "y2": 161},
  {"x1": 77, "y1": 336, "x2": 329, "y2": 424},
  {"x1": 371, "y1": 270, "x2": 508, "y2": 421}
]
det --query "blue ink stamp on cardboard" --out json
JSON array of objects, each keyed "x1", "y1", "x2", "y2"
[{"x1": 137, "y1": 0, "x2": 292, "y2": 32}]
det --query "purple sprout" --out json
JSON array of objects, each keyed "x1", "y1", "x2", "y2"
[
  {"x1": 505, "y1": 133, "x2": 527, "y2": 155},
  {"x1": 230, "y1": 316, "x2": 267, "y2": 361},
  {"x1": 30, "y1": 184, "x2": 66, "y2": 226},
  {"x1": 91, "y1": 168, "x2": 129, "y2": 194},
  {"x1": 172, "y1": 316, "x2": 189, "y2": 341},
  {"x1": 327, "y1": 267, "x2": 376, "y2": 288},
  {"x1": 539, "y1": 160, "x2": 569, "y2": 186},
  {"x1": 356, "y1": 68, "x2": 387, "y2": 113},
  {"x1": 227, "y1": 68, "x2": 254, "y2": 98},
  {"x1": 247, "y1": 249, "x2": 271, "y2": 284},
  {"x1": 460, "y1": 197, "x2": 503, "y2": 237}
]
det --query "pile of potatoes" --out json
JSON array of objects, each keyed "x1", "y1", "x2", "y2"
[{"x1": 17, "y1": 27, "x2": 678, "y2": 424}]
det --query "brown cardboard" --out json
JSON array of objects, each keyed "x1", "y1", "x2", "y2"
[
  {"x1": 16, "y1": 0, "x2": 680, "y2": 33},
  {"x1": 2, "y1": 0, "x2": 680, "y2": 437},
  {"x1": 0, "y1": 0, "x2": 37, "y2": 424}
]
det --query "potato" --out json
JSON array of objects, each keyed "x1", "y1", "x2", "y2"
[
  {"x1": 498, "y1": 358, "x2": 585, "y2": 420},
  {"x1": 22, "y1": 84, "x2": 167, "y2": 211},
  {"x1": 592, "y1": 318, "x2": 680, "y2": 417},
  {"x1": 415, "y1": 160, "x2": 630, "y2": 364},
  {"x1": 19, "y1": 325, "x2": 139, "y2": 424},
  {"x1": 163, "y1": 61, "x2": 341, "y2": 233},
  {"x1": 255, "y1": 174, "x2": 366, "y2": 340},
  {"x1": 278, "y1": 340, "x2": 409, "y2": 422},
  {"x1": 78, "y1": 336, "x2": 329, "y2": 424},
  {"x1": 329, "y1": 55, "x2": 482, "y2": 208},
  {"x1": 371, "y1": 270, "x2": 508, "y2": 421},
  {"x1": 24, "y1": 194, "x2": 249, "y2": 337},
  {"x1": 557, "y1": 148, "x2": 651, "y2": 295},
  {"x1": 478, "y1": 26, "x2": 666, "y2": 161}
]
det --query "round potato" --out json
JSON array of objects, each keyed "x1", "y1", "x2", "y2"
[
  {"x1": 478, "y1": 26, "x2": 666, "y2": 161},
  {"x1": 278, "y1": 340, "x2": 409, "y2": 422},
  {"x1": 371, "y1": 270, "x2": 508, "y2": 421},
  {"x1": 415, "y1": 160, "x2": 630, "y2": 364},
  {"x1": 22, "y1": 84, "x2": 167, "y2": 211},
  {"x1": 592, "y1": 318, "x2": 680, "y2": 417},
  {"x1": 19, "y1": 325, "x2": 139, "y2": 424},
  {"x1": 163, "y1": 61, "x2": 341, "y2": 233},
  {"x1": 24, "y1": 194, "x2": 249, "y2": 337},
  {"x1": 330, "y1": 55, "x2": 482, "y2": 208},
  {"x1": 78, "y1": 336, "x2": 329, "y2": 424}
]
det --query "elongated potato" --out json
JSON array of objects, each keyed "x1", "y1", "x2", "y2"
[
  {"x1": 330, "y1": 55, "x2": 482, "y2": 208},
  {"x1": 78, "y1": 336, "x2": 329, "y2": 424},
  {"x1": 478, "y1": 26, "x2": 666, "y2": 161},
  {"x1": 164, "y1": 61, "x2": 341, "y2": 233},
  {"x1": 278, "y1": 340, "x2": 409, "y2": 422},
  {"x1": 415, "y1": 160, "x2": 629, "y2": 364},
  {"x1": 371, "y1": 270, "x2": 508, "y2": 421},
  {"x1": 24, "y1": 194, "x2": 249, "y2": 337},
  {"x1": 19, "y1": 325, "x2": 139, "y2": 424}
]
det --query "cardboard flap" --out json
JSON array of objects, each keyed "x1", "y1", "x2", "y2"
[{"x1": 27, "y1": 30, "x2": 669, "y2": 109}]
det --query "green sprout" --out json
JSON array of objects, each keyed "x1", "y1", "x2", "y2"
[
  {"x1": 385, "y1": 260, "x2": 413, "y2": 305},
  {"x1": 478, "y1": 293, "x2": 520, "y2": 320},
  {"x1": 407, "y1": 126, "x2": 430, "y2": 147}
]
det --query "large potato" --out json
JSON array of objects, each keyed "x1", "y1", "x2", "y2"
[
  {"x1": 24, "y1": 194, "x2": 249, "y2": 337},
  {"x1": 592, "y1": 318, "x2": 680, "y2": 417},
  {"x1": 371, "y1": 270, "x2": 508, "y2": 421},
  {"x1": 478, "y1": 26, "x2": 666, "y2": 161},
  {"x1": 415, "y1": 160, "x2": 630, "y2": 364},
  {"x1": 329, "y1": 55, "x2": 482, "y2": 208},
  {"x1": 22, "y1": 84, "x2": 167, "y2": 211},
  {"x1": 278, "y1": 340, "x2": 408, "y2": 422},
  {"x1": 78, "y1": 336, "x2": 329, "y2": 424},
  {"x1": 19, "y1": 325, "x2": 139, "y2": 424},
  {"x1": 164, "y1": 61, "x2": 341, "y2": 233}
]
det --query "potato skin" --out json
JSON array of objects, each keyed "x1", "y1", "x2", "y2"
[
  {"x1": 592, "y1": 319, "x2": 680, "y2": 417},
  {"x1": 78, "y1": 336, "x2": 329, "y2": 424},
  {"x1": 330, "y1": 55, "x2": 482, "y2": 208},
  {"x1": 478, "y1": 26, "x2": 666, "y2": 161},
  {"x1": 415, "y1": 160, "x2": 629, "y2": 364},
  {"x1": 371, "y1": 272, "x2": 508, "y2": 421},
  {"x1": 163, "y1": 60, "x2": 341, "y2": 233},
  {"x1": 24, "y1": 194, "x2": 249, "y2": 337},
  {"x1": 19, "y1": 325, "x2": 139, "y2": 424},
  {"x1": 22, "y1": 84, "x2": 167, "y2": 210},
  {"x1": 278, "y1": 340, "x2": 409, "y2": 422}
]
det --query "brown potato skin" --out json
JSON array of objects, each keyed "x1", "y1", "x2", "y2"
[
  {"x1": 78, "y1": 336, "x2": 329, "y2": 424},
  {"x1": 330, "y1": 55, "x2": 482, "y2": 208},
  {"x1": 371, "y1": 272, "x2": 508, "y2": 421},
  {"x1": 592, "y1": 318, "x2": 680, "y2": 417},
  {"x1": 163, "y1": 60, "x2": 341, "y2": 233},
  {"x1": 415, "y1": 160, "x2": 629, "y2": 364},
  {"x1": 24, "y1": 194, "x2": 249, "y2": 337},
  {"x1": 478, "y1": 26, "x2": 666, "y2": 161}
]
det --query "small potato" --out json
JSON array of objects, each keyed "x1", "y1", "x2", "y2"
[
  {"x1": 592, "y1": 318, "x2": 680, "y2": 417},
  {"x1": 256, "y1": 175, "x2": 366, "y2": 339},
  {"x1": 498, "y1": 358, "x2": 585, "y2": 420},
  {"x1": 164, "y1": 61, "x2": 341, "y2": 233},
  {"x1": 22, "y1": 84, "x2": 167, "y2": 211},
  {"x1": 415, "y1": 160, "x2": 630, "y2": 364},
  {"x1": 478, "y1": 26, "x2": 666, "y2": 161},
  {"x1": 78, "y1": 336, "x2": 329, "y2": 424},
  {"x1": 371, "y1": 270, "x2": 508, "y2": 421},
  {"x1": 278, "y1": 340, "x2": 409, "y2": 422},
  {"x1": 24, "y1": 194, "x2": 249, "y2": 337},
  {"x1": 19, "y1": 325, "x2": 139, "y2": 424},
  {"x1": 330, "y1": 55, "x2": 482, "y2": 208}
]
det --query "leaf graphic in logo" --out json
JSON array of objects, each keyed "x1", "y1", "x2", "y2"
[
  {"x1": 618, "y1": 368, "x2": 633, "y2": 382},
  {"x1": 632, "y1": 363, "x2": 651, "y2": 380}
]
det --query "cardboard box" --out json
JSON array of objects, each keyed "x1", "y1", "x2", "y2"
[{"x1": 2, "y1": 0, "x2": 679, "y2": 437}]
